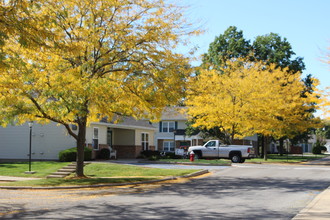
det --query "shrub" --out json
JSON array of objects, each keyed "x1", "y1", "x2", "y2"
[
  {"x1": 140, "y1": 150, "x2": 161, "y2": 160},
  {"x1": 140, "y1": 150, "x2": 160, "y2": 158},
  {"x1": 98, "y1": 148, "x2": 110, "y2": 160},
  {"x1": 312, "y1": 146, "x2": 322, "y2": 154},
  {"x1": 59, "y1": 147, "x2": 92, "y2": 162},
  {"x1": 161, "y1": 152, "x2": 182, "y2": 159},
  {"x1": 312, "y1": 140, "x2": 327, "y2": 155}
]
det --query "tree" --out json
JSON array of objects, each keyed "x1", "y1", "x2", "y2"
[
  {"x1": 0, "y1": 0, "x2": 197, "y2": 177},
  {"x1": 203, "y1": 26, "x2": 305, "y2": 74},
  {"x1": 252, "y1": 33, "x2": 305, "y2": 73},
  {"x1": 202, "y1": 26, "x2": 251, "y2": 70},
  {"x1": 185, "y1": 120, "x2": 232, "y2": 144},
  {"x1": 185, "y1": 60, "x2": 321, "y2": 159},
  {"x1": 322, "y1": 89, "x2": 330, "y2": 119},
  {"x1": 195, "y1": 26, "x2": 315, "y2": 155}
]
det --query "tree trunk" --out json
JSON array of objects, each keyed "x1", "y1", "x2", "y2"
[
  {"x1": 279, "y1": 138, "x2": 284, "y2": 156},
  {"x1": 260, "y1": 135, "x2": 264, "y2": 158},
  {"x1": 263, "y1": 136, "x2": 268, "y2": 161},
  {"x1": 76, "y1": 118, "x2": 87, "y2": 177}
]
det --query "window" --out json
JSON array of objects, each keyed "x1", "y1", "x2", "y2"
[
  {"x1": 71, "y1": 124, "x2": 77, "y2": 131},
  {"x1": 92, "y1": 127, "x2": 99, "y2": 150},
  {"x1": 161, "y1": 121, "x2": 176, "y2": 133},
  {"x1": 142, "y1": 133, "x2": 149, "y2": 150},
  {"x1": 205, "y1": 141, "x2": 216, "y2": 147},
  {"x1": 107, "y1": 127, "x2": 112, "y2": 147},
  {"x1": 163, "y1": 141, "x2": 175, "y2": 152}
]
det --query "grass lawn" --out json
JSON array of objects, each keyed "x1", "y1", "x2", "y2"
[
  {"x1": 0, "y1": 161, "x2": 70, "y2": 178},
  {"x1": 248, "y1": 154, "x2": 329, "y2": 163},
  {"x1": 0, "y1": 162, "x2": 201, "y2": 187},
  {"x1": 157, "y1": 159, "x2": 231, "y2": 165}
]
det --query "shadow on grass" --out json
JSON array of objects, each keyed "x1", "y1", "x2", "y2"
[{"x1": 0, "y1": 162, "x2": 26, "y2": 168}]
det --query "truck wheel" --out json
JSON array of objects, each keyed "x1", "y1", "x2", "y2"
[
  {"x1": 194, "y1": 151, "x2": 202, "y2": 160},
  {"x1": 239, "y1": 158, "x2": 245, "y2": 163},
  {"x1": 231, "y1": 154, "x2": 241, "y2": 163}
]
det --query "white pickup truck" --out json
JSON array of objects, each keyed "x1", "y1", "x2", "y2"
[{"x1": 187, "y1": 140, "x2": 255, "y2": 163}]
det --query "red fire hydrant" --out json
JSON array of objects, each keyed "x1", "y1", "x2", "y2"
[{"x1": 190, "y1": 151, "x2": 195, "y2": 162}]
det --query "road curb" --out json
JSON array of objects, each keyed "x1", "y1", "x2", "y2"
[
  {"x1": 0, "y1": 169, "x2": 209, "y2": 190},
  {"x1": 138, "y1": 160, "x2": 232, "y2": 166}
]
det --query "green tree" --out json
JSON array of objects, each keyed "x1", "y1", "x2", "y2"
[
  {"x1": 252, "y1": 33, "x2": 305, "y2": 73},
  {"x1": 202, "y1": 26, "x2": 305, "y2": 73},
  {"x1": 202, "y1": 26, "x2": 251, "y2": 69}
]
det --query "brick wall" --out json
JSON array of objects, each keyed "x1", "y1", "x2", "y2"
[
  {"x1": 87, "y1": 144, "x2": 109, "y2": 159},
  {"x1": 290, "y1": 146, "x2": 302, "y2": 154},
  {"x1": 112, "y1": 145, "x2": 155, "y2": 159},
  {"x1": 157, "y1": 139, "x2": 164, "y2": 151}
]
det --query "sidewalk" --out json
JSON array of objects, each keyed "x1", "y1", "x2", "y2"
[
  {"x1": 302, "y1": 155, "x2": 330, "y2": 166},
  {"x1": 292, "y1": 186, "x2": 330, "y2": 219},
  {"x1": 0, "y1": 176, "x2": 40, "y2": 182},
  {"x1": 292, "y1": 155, "x2": 330, "y2": 219}
]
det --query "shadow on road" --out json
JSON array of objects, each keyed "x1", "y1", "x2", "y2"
[
  {"x1": 3, "y1": 175, "x2": 330, "y2": 220},
  {"x1": 3, "y1": 202, "x2": 289, "y2": 220}
]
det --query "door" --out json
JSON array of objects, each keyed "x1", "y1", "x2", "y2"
[{"x1": 203, "y1": 140, "x2": 219, "y2": 157}]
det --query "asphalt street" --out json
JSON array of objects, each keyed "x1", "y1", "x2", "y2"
[{"x1": 1, "y1": 162, "x2": 330, "y2": 220}]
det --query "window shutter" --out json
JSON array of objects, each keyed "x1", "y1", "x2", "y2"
[
  {"x1": 175, "y1": 121, "x2": 178, "y2": 130},
  {"x1": 159, "y1": 121, "x2": 162, "y2": 132}
]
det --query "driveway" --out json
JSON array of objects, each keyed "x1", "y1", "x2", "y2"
[{"x1": 1, "y1": 163, "x2": 330, "y2": 219}]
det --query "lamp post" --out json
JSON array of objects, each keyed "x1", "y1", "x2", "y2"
[{"x1": 25, "y1": 121, "x2": 35, "y2": 174}]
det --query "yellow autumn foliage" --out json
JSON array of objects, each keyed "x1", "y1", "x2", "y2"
[
  {"x1": 186, "y1": 60, "x2": 321, "y2": 140},
  {"x1": 0, "y1": 0, "x2": 196, "y2": 127},
  {"x1": 0, "y1": 0, "x2": 198, "y2": 176}
]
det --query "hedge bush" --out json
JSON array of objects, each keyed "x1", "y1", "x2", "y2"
[
  {"x1": 162, "y1": 152, "x2": 182, "y2": 159},
  {"x1": 139, "y1": 150, "x2": 182, "y2": 160},
  {"x1": 312, "y1": 140, "x2": 327, "y2": 155},
  {"x1": 59, "y1": 147, "x2": 92, "y2": 162},
  {"x1": 139, "y1": 150, "x2": 161, "y2": 160}
]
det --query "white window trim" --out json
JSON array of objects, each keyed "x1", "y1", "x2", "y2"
[
  {"x1": 92, "y1": 127, "x2": 99, "y2": 150},
  {"x1": 141, "y1": 132, "x2": 149, "y2": 151},
  {"x1": 163, "y1": 141, "x2": 175, "y2": 152},
  {"x1": 162, "y1": 121, "x2": 175, "y2": 133}
]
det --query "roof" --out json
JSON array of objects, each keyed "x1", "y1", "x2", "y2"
[
  {"x1": 95, "y1": 116, "x2": 156, "y2": 131},
  {"x1": 161, "y1": 107, "x2": 187, "y2": 121}
]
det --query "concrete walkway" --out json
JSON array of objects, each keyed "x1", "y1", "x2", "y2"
[
  {"x1": 0, "y1": 176, "x2": 40, "y2": 182},
  {"x1": 292, "y1": 156, "x2": 330, "y2": 219},
  {"x1": 292, "y1": 186, "x2": 330, "y2": 219}
]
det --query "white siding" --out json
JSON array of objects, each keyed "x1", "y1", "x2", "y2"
[
  {"x1": 177, "y1": 121, "x2": 186, "y2": 130},
  {"x1": 135, "y1": 129, "x2": 155, "y2": 146},
  {"x1": 0, "y1": 122, "x2": 76, "y2": 160},
  {"x1": 86, "y1": 124, "x2": 108, "y2": 146}
]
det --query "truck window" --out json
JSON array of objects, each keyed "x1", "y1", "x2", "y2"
[{"x1": 205, "y1": 141, "x2": 216, "y2": 147}]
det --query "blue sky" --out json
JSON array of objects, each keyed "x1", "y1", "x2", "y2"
[{"x1": 180, "y1": 0, "x2": 330, "y2": 90}]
